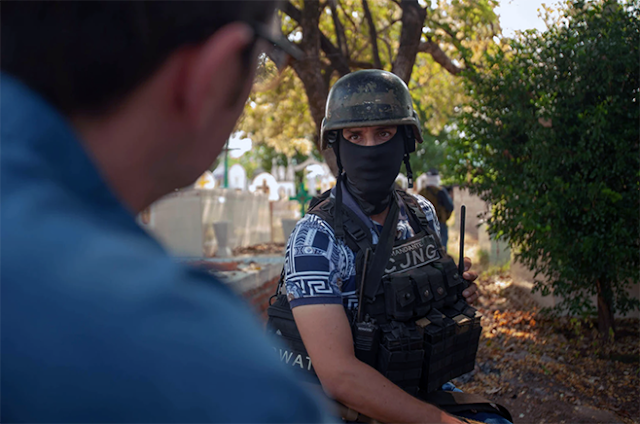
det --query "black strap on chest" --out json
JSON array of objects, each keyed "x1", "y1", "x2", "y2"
[
  {"x1": 308, "y1": 188, "x2": 431, "y2": 253},
  {"x1": 308, "y1": 191, "x2": 374, "y2": 256},
  {"x1": 362, "y1": 197, "x2": 399, "y2": 303},
  {"x1": 310, "y1": 188, "x2": 440, "y2": 305}
]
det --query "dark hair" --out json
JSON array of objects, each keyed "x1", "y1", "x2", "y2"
[{"x1": 1, "y1": 1, "x2": 277, "y2": 115}]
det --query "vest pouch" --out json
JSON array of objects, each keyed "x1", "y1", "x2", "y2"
[
  {"x1": 412, "y1": 268, "x2": 433, "y2": 317},
  {"x1": 377, "y1": 345, "x2": 423, "y2": 396},
  {"x1": 377, "y1": 322, "x2": 424, "y2": 396},
  {"x1": 419, "y1": 311, "x2": 459, "y2": 393},
  {"x1": 442, "y1": 259, "x2": 463, "y2": 288},
  {"x1": 421, "y1": 313, "x2": 481, "y2": 393},
  {"x1": 383, "y1": 274, "x2": 416, "y2": 321},
  {"x1": 419, "y1": 309, "x2": 445, "y2": 344},
  {"x1": 380, "y1": 321, "x2": 423, "y2": 351},
  {"x1": 424, "y1": 267, "x2": 447, "y2": 310}
]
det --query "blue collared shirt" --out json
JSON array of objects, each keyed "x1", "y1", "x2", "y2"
[{"x1": 1, "y1": 74, "x2": 332, "y2": 423}]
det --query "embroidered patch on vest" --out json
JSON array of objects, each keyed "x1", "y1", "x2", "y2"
[{"x1": 384, "y1": 234, "x2": 441, "y2": 275}]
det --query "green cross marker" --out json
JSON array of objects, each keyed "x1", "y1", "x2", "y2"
[{"x1": 290, "y1": 183, "x2": 313, "y2": 217}]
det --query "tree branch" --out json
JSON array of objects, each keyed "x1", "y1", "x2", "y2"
[
  {"x1": 321, "y1": 62, "x2": 335, "y2": 88},
  {"x1": 378, "y1": 19, "x2": 401, "y2": 35},
  {"x1": 362, "y1": 0, "x2": 382, "y2": 68},
  {"x1": 348, "y1": 60, "x2": 375, "y2": 69},
  {"x1": 392, "y1": 0, "x2": 427, "y2": 83},
  {"x1": 280, "y1": 0, "x2": 350, "y2": 76},
  {"x1": 329, "y1": 0, "x2": 349, "y2": 58},
  {"x1": 382, "y1": 37, "x2": 394, "y2": 65},
  {"x1": 418, "y1": 39, "x2": 463, "y2": 75},
  {"x1": 337, "y1": 0, "x2": 360, "y2": 56},
  {"x1": 320, "y1": 36, "x2": 351, "y2": 76},
  {"x1": 280, "y1": 1, "x2": 301, "y2": 21},
  {"x1": 431, "y1": 21, "x2": 476, "y2": 72}
]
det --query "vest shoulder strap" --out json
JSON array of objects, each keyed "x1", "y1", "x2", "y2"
[
  {"x1": 307, "y1": 196, "x2": 374, "y2": 255},
  {"x1": 307, "y1": 188, "x2": 332, "y2": 211},
  {"x1": 396, "y1": 189, "x2": 430, "y2": 230}
]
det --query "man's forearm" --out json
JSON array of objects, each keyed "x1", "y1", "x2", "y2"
[{"x1": 324, "y1": 358, "x2": 460, "y2": 424}]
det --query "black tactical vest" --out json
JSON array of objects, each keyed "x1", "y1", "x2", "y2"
[{"x1": 267, "y1": 188, "x2": 482, "y2": 395}]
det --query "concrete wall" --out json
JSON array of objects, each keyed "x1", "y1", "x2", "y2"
[
  {"x1": 144, "y1": 188, "x2": 271, "y2": 257},
  {"x1": 201, "y1": 189, "x2": 271, "y2": 248},
  {"x1": 511, "y1": 258, "x2": 640, "y2": 318},
  {"x1": 445, "y1": 187, "x2": 510, "y2": 267},
  {"x1": 449, "y1": 187, "x2": 488, "y2": 242},
  {"x1": 146, "y1": 190, "x2": 204, "y2": 257},
  {"x1": 270, "y1": 201, "x2": 301, "y2": 244}
]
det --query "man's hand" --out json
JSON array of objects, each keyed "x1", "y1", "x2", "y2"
[{"x1": 462, "y1": 257, "x2": 479, "y2": 304}]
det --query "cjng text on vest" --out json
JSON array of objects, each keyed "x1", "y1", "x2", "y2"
[{"x1": 385, "y1": 235, "x2": 441, "y2": 274}]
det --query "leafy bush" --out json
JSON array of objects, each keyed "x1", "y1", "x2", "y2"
[{"x1": 448, "y1": 0, "x2": 640, "y2": 336}]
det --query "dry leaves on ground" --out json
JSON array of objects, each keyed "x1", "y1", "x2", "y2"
[
  {"x1": 233, "y1": 242, "x2": 285, "y2": 256},
  {"x1": 453, "y1": 273, "x2": 639, "y2": 424}
]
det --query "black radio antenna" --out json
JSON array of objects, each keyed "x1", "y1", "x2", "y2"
[{"x1": 458, "y1": 205, "x2": 466, "y2": 277}]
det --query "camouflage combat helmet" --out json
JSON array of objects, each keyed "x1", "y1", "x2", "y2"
[{"x1": 320, "y1": 69, "x2": 423, "y2": 150}]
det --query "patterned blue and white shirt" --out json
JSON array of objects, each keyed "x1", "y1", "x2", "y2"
[{"x1": 284, "y1": 188, "x2": 440, "y2": 314}]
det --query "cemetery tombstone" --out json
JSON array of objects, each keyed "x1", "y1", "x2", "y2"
[
  {"x1": 250, "y1": 172, "x2": 280, "y2": 201},
  {"x1": 228, "y1": 163, "x2": 247, "y2": 191},
  {"x1": 395, "y1": 173, "x2": 409, "y2": 190}
]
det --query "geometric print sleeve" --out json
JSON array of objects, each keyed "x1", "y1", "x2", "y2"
[
  {"x1": 283, "y1": 213, "x2": 355, "y2": 308},
  {"x1": 411, "y1": 193, "x2": 442, "y2": 241}
]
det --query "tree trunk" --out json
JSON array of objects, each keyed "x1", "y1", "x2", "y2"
[
  {"x1": 392, "y1": 0, "x2": 427, "y2": 83},
  {"x1": 290, "y1": 2, "x2": 329, "y2": 149},
  {"x1": 596, "y1": 278, "x2": 616, "y2": 340}
]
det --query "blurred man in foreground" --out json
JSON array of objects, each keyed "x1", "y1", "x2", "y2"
[{"x1": 1, "y1": 2, "x2": 331, "y2": 422}]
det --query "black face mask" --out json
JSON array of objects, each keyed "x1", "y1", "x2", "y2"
[{"x1": 338, "y1": 130, "x2": 405, "y2": 215}]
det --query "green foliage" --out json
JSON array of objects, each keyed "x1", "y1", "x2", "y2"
[
  {"x1": 448, "y1": 1, "x2": 640, "y2": 322},
  {"x1": 240, "y1": 0, "x2": 501, "y2": 158},
  {"x1": 241, "y1": 65, "x2": 316, "y2": 157},
  {"x1": 409, "y1": 127, "x2": 449, "y2": 178}
]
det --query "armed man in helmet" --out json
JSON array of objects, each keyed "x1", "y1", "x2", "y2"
[{"x1": 269, "y1": 70, "x2": 513, "y2": 424}]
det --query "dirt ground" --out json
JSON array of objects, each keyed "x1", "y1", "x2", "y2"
[{"x1": 453, "y1": 272, "x2": 640, "y2": 424}]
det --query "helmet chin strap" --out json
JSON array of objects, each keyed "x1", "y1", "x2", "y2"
[
  {"x1": 403, "y1": 152, "x2": 414, "y2": 189},
  {"x1": 402, "y1": 125, "x2": 415, "y2": 189},
  {"x1": 332, "y1": 139, "x2": 345, "y2": 240}
]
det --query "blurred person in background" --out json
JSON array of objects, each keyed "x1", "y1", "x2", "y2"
[
  {"x1": 419, "y1": 169, "x2": 454, "y2": 253},
  {"x1": 1, "y1": 2, "x2": 332, "y2": 422}
]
